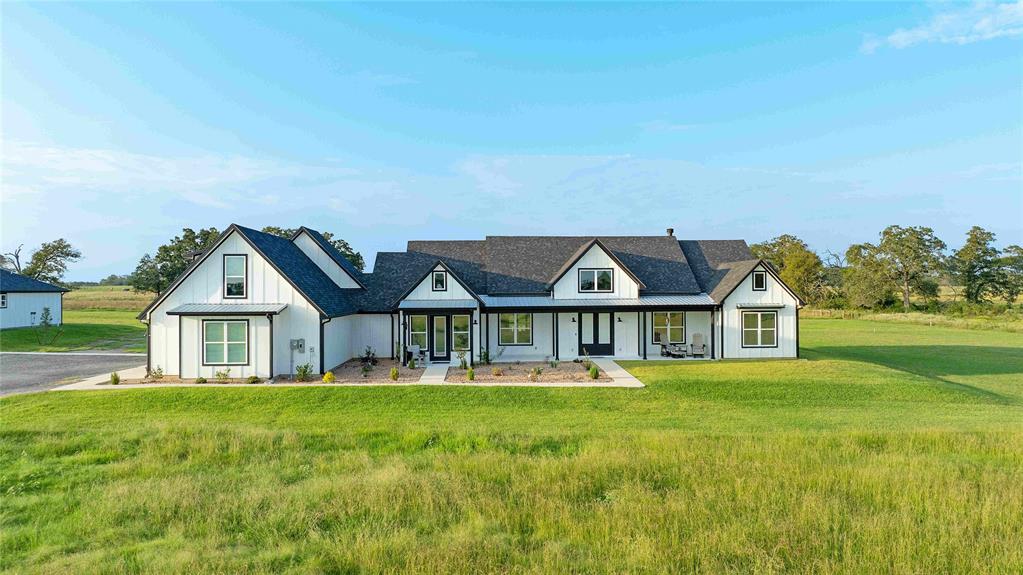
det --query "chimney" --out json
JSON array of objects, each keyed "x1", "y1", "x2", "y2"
[{"x1": 666, "y1": 227, "x2": 674, "y2": 237}]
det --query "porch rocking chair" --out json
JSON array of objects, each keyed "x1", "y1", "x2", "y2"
[{"x1": 690, "y1": 333, "x2": 707, "y2": 358}]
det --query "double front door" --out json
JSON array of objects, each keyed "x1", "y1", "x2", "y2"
[{"x1": 579, "y1": 312, "x2": 613, "y2": 356}]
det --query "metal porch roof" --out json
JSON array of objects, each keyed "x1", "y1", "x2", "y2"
[{"x1": 166, "y1": 303, "x2": 288, "y2": 315}]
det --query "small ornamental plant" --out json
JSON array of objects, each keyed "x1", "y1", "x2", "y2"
[
  {"x1": 361, "y1": 364, "x2": 372, "y2": 378},
  {"x1": 390, "y1": 366, "x2": 399, "y2": 381},
  {"x1": 149, "y1": 366, "x2": 165, "y2": 380},
  {"x1": 109, "y1": 372, "x2": 120, "y2": 385},
  {"x1": 467, "y1": 367, "x2": 475, "y2": 381},
  {"x1": 246, "y1": 375, "x2": 261, "y2": 384},
  {"x1": 215, "y1": 368, "x2": 231, "y2": 383},
  {"x1": 528, "y1": 366, "x2": 543, "y2": 382},
  {"x1": 322, "y1": 371, "x2": 336, "y2": 383},
  {"x1": 195, "y1": 377, "x2": 207, "y2": 384},
  {"x1": 295, "y1": 363, "x2": 313, "y2": 382},
  {"x1": 589, "y1": 364, "x2": 600, "y2": 379},
  {"x1": 491, "y1": 367, "x2": 503, "y2": 377},
  {"x1": 408, "y1": 357, "x2": 417, "y2": 369}
]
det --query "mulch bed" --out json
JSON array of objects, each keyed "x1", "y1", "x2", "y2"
[{"x1": 445, "y1": 361, "x2": 610, "y2": 383}]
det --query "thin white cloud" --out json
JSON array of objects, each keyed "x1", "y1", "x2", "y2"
[{"x1": 862, "y1": 1, "x2": 1023, "y2": 53}]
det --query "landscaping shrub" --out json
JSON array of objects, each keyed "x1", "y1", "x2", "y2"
[
  {"x1": 408, "y1": 357, "x2": 417, "y2": 369},
  {"x1": 528, "y1": 367, "x2": 543, "y2": 382},
  {"x1": 214, "y1": 368, "x2": 231, "y2": 383},
  {"x1": 246, "y1": 375, "x2": 261, "y2": 384},
  {"x1": 491, "y1": 367, "x2": 503, "y2": 377},
  {"x1": 195, "y1": 377, "x2": 207, "y2": 384},
  {"x1": 148, "y1": 366, "x2": 164, "y2": 380},
  {"x1": 322, "y1": 371, "x2": 336, "y2": 383},
  {"x1": 589, "y1": 364, "x2": 599, "y2": 379},
  {"x1": 109, "y1": 372, "x2": 119, "y2": 385},
  {"x1": 389, "y1": 366, "x2": 399, "y2": 381},
  {"x1": 467, "y1": 367, "x2": 475, "y2": 381},
  {"x1": 295, "y1": 363, "x2": 313, "y2": 382}
]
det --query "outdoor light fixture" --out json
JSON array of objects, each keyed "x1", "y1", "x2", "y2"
[
  {"x1": 570, "y1": 317, "x2": 576, "y2": 322},
  {"x1": 617, "y1": 317, "x2": 623, "y2": 323}
]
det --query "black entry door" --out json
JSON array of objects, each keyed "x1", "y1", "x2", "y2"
[
  {"x1": 579, "y1": 312, "x2": 613, "y2": 356},
  {"x1": 429, "y1": 315, "x2": 449, "y2": 361}
]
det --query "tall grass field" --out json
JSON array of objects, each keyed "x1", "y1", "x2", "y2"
[{"x1": 2, "y1": 319, "x2": 1021, "y2": 573}]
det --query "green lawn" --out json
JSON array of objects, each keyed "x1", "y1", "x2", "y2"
[
  {"x1": 2, "y1": 320, "x2": 1021, "y2": 573},
  {"x1": 0, "y1": 310, "x2": 145, "y2": 352}
]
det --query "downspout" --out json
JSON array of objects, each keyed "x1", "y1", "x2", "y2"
[
  {"x1": 709, "y1": 308, "x2": 715, "y2": 359},
  {"x1": 390, "y1": 313, "x2": 395, "y2": 359},
  {"x1": 795, "y1": 306, "x2": 800, "y2": 359},
  {"x1": 267, "y1": 313, "x2": 274, "y2": 379},
  {"x1": 320, "y1": 316, "x2": 330, "y2": 374},
  {"x1": 145, "y1": 317, "x2": 151, "y2": 376}
]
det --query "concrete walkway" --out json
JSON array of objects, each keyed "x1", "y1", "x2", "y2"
[
  {"x1": 591, "y1": 358, "x2": 644, "y2": 387},
  {"x1": 419, "y1": 364, "x2": 449, "y2": 384}
]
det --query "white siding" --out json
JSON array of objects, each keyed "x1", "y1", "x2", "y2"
[
  {"x1": 551, "y1": 244, "x2": 640, "y2": 299},
  {"x1": 404, "y1": 265, "x2": 475, "y2": 301},
  {"x1": 293, "y1": 231, "x2": 362, "y2": 289},
  {"x1": 484, "y1": 312, "x2": 555, "y2": 361},
  {"x1": 180, "y1": 315, "x2": 271, "y2": 379},
  {"x1": 147, "y1": 230, "x2": 322, "y2": 377},
  {"x1": 347, "y1": 314, "x2": 394, "y2": 362},
  {"x1": 721, "y1": 264, "x2": 798, "y2": 358},
  {"x1": 0, "y1": 292, "x2": 63, "y2": 329}
]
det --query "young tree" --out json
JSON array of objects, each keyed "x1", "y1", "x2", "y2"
[
  {"x1": 999, "y1": 245, "x2": 1023, "y2": 306},
  {"x1": 261, "y1": 226, "x2": 364, "y2": 271},
  {"x1": 856, "y1": 226, "x2": 946, "y2": 310},
  {"x1": 20, "y1": 239, "x2": 82, "y2": 287},
  {"x1": 949, "y1": 226, "x2": 1001, "y2": 303}
]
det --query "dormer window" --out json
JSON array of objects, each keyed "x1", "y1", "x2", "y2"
[
  {"x1": 224, "y1": 255, "x2": 247, "y2": 298},
  {"x1": 752, "y1": 270, "x2": 767, "y2": 291},
  {"x1": 579, "y1": 268, "x2": 613, "y2": 293},
  {"x1": 432, "y1": 270, "x2": 447, "y2": 291}
]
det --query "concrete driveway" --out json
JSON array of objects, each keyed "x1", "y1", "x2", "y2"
[{"x1": 0, "y1": 352, "x2": 145, "y2": 396}]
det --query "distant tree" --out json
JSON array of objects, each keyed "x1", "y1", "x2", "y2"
[
  {"x1": 131, "y1": 228, "x2": 221, "y2": 295},
  {"x1": 1, "y1": 244, "x2": 25, "y2": 273},
  {"x1": 751, "y1": 235, "x2": 825, "y2": 303},
  {"x1": 949, "y1": 226, "x2": 1001, "y2": 303},
  {"x1": 20, "y1": 239, "x2": 82, "y2": 287},
  {"x1": 851, "y1": 226, "x2": 946, "y2": 310},
  {"x1": 843, "y1": 244, "x2": 895, "y2": 308},
  {"x1": 99, "y1": 274, "x2": 133, "y2": 286},
  {"x1": 261, "y1": 226, "x2": 364, "y2": 272},
  {"x1": 998, "y1": 245, "x2": 1023, "y2": 306}
]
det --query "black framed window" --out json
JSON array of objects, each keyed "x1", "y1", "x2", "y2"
[
  {"x1": 741, "y1": 311, "x2": 777, "y2": 347},
  {"x1": 652, "y1": 312, "x2": 685, "y2": 344},
  {"x1": 752, "y1": 270, "x2": 767, "y2": 291},
  {"x1": 409, "y1": 315, "x2": 428, "y2": 349},
  {"x1": 224, "y1": 255, "x2": 247, "y2": 298},
  {"x1": 498, "y1": 313, "x2": 532, "y2": 345},
  {"x1": 432, "y1": 271, "x2": 447, "y2": 291},
  {"x1": 452, "y1": 314, "x2": 471, "y2": 351},
  {"x1": 578, "y1": 268, "x2": 613, "y2": 292},
  {"x1": 203, "y1": 320, "x2": 248, "y2": 365},
  {"x1": 0, "y1": 293, "x2": 6, "y2": 308}
]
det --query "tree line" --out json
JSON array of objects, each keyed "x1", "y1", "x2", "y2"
[
  {"x1": 751, "y1": 226, "x2": 1023, "y2": 310},
  {"x1": 130, "y1": 227, "x2": 364, "y2": 295}
]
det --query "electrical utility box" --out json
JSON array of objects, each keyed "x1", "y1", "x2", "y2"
[{"x1": 290, "y1": 339, "x2": 305, "y2": 353}]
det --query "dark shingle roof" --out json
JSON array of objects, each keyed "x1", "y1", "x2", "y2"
[
  {"x1": 296, "y1": 227, "x2": 366, "y2": 287},
  {"x1": 677, "y1": 240, "x2": 758, "y2": 302},
  {"x1": 234, "y1": 226, "x2": 360, "y2": 317},
  {"x1": 0, "y1": 269, "x2": 68, "y2": 293}
]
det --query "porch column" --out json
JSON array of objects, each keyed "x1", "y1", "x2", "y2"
[
  {"x1": 641, "y1": 311, "x2": 647, "y2": 359},
  {"x1": 637, "y1": 311, "x2": 641, "y2": 359},
  {"x1": 554, "y1": 312, "x2": 560, "y2": 360},
  {"x1": 709, "y1": 309, "x2": 715, "y2": 359},
  {"x1": 398, "y1": 310, "x2": 405, "y2": 366}
]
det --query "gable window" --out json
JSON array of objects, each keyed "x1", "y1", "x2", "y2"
[
  {"x1": 203, "y1": 320, "x2": 248, "y2": 365},
  {"x1": 752, "y1": 270, "x2": 767, "y2": 291},
  {"x1": 224, "y1": 255, "x2": 247, "y2": 298},
  {"x1": 0, "y1": 293, "x2": 6, "y2": 308},
  {"x1": 452, "y1": 314, "x2": 471, "y2": 351},
  {"x1": 652, "y1": 312, "x2": 685, "y2": 344},
  {"x1": 742, "y1": 311, "x2": 777, "y2": 348},
  {"x1": 499, "y1": 313, "x2": 532, "y2": 345},
  {"x1": 432, "y1": 270, "x2": 447, "y2": 291},
  {"x1": 409, "y1": 315, "x2": 428, "y2": 349},
  {"x1": 579, "y1": 268, "x2": 613, "y2": 293}
]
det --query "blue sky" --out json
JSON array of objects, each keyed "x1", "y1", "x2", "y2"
[{"x1": 2, "y1": 2, "x2": 1020, "y2": 280}]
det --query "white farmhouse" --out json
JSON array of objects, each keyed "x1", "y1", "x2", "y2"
[{"x1": 0, "y1": 269, "x2": 68, "y2": 329}]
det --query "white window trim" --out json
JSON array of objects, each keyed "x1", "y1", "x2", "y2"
[
  {"x1": 578, "y1": 268, "x2": 613, "y2": 293},
  {"x1": 202, "y1": 319, "x2": 249, "y2": 365},
  {"x1": 498, "y1": 313, "x2": 532, "y2": 346},
  {"x1": 452, "y1": 314, "x2": 471, "y2": 351},
  {"x1": 652, "y1": 311, "x2": 685, "y2": 344},
  {"x1": 752, "y1": 270, "x2": 767, "y2": 291},
  {"x1": 432, "y1": 270, "x2": 447, "y2": 291},
  {"x1": 741, "y1": 311, "x2": 777, "y2": 348},
  {"x1": 223, "y1": 254, "x2": 247, "y2": 299}
]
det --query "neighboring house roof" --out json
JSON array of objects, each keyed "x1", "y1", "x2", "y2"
[
  {"x1": 0, "y1": 269, "x2": 69, "y2": 293},
  {"x1": 292, "y1": 227, "x2": 366, "y2": 288}
]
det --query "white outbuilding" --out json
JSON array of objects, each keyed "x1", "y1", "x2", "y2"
[{"x1": 0, "y1": 269, "x2": 68, "y2": 329}]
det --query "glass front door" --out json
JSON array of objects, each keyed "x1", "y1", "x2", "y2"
[
  {"x1": 430, "y1": 316, "x2": 449, "y2": 361},
  {"x1": 579, "y1": 312, "x2": 613, "y2": 356}
]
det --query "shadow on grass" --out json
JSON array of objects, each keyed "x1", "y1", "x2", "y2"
[{"x1": 803, "y1": 345, "x2": 1022, "y2": 403}]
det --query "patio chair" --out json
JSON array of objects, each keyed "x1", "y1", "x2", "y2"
[
  {"x1": 660, "y1": 342, "x2": 687, "y2": 358},
  {"x1": 407, "y1": 344, "x2": 426, "y2": 364},
  {"x1": 690, "y1": 333, "x2": 706, "y2": 358}
]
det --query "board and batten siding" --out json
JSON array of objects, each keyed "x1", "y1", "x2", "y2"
[
  {"x1": 0, "y1": 292, "x2": 63, "y2": 329},
  {"x1": 292, "y1": 231, "x2": 362, "y2": 289},
  {"x1": 720, "y1": 264, "x2": 798, "y2": 358},
  {"x1": 179, "y1": 315, "x2": 272, "y2": 379},
  {"x1": 551, "y1": 244, "x2": 640, "y2": 299},
  {"x1": 147, "y1": 230, "x2": 322, "y2": 377},
  {"x1": 403, "y1": 265, "x2": 476, "y2": 301}
]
